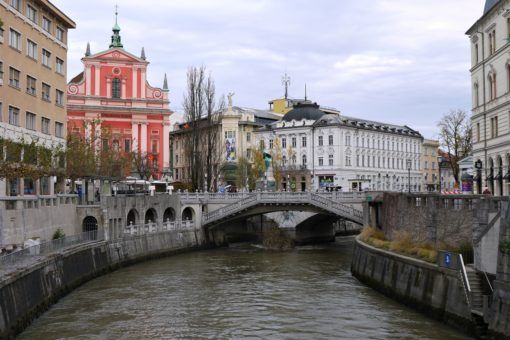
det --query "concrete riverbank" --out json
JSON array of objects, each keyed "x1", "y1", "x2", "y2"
[
  {"x1": 0, "y1": 229, "x2": 207, "y2": 339},
  {"x1": 351, "y1": 237, "x2": 476, "y2": 336}
]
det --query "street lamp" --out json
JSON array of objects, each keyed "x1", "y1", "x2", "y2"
[
  {"x1": 406, "y1": 159, "x2": 412, "y2": 193},
  {"x1": 204, "y1": 173, "x2": 208, "y2": 192},
  {"x1": 437, "y1": 155, "x2": 443, "y2": 194},
  {"x1": 475, "y1": 160, "x2": 483, "y2": 194}
]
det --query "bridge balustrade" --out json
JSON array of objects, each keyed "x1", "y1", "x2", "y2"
[{"x1": 124, "y1": 220, "x2": 196, "y2": 236}]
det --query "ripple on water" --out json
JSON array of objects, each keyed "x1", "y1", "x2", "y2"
[{"x1": 19, "y1": 243, "x2": 469, "y2": 340}]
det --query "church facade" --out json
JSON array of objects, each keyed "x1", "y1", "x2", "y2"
[{"x1": 66, "y1": 16, "x2": 171, "y2": 179}]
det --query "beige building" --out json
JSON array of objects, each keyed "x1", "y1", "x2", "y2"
[
  {"x1": 0, "y1": 0, "x2": 75, "y2": 196},
  {"x1": 170, "y1": 101, "x2": 280, "y2": 190},
  {"x1": 421, "y1": 139, "x2": 440, "y2": 192}
]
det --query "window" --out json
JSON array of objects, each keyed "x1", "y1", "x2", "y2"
[
  {"x1": 345, "y1": 135, "x2": 351, "y2": 146},
  {"x1": 9, "y1": 67, "x2": 20, "y2": 88},
  {"x1": 27, "y1": 4, "x2": 37, "y2": 23},
  {"x1": 329, "y1": 135, "x2": 333, "y2": 146},
  {"x1": 10, "y1": 0, "x2": 20, "y2": 11},
  {"x1": 292, "y1": 154, "x2": 296, "y2": 165},
  {"x1": 42, "y1": 49, "x2": 51, "y2": 68},
  {"x1": 329, "y1": 154, "x2": 333, "y2": 166},
  {"x1": 124, "y1": 139, "x2": 131, "y2": 152},
  {"x1": 56, "y1": 58, "x2": 64, "y2": 75},
  {"x1": 9, "y1": 29, "x2": 21, "y2": 50},
  {"x1": 56, "y1": 27, "x2": 64, "y2": 42},
  {"x1": 9, "y1": 106, "x2": 19, "y2": 126},
  {"x1": 269, "y1": 139, "x2": 274, "y2": 149},
  {"x1": 246, "y1": 132, "x2": 251, "y2": 142},
  {"x1": 0, "y1": 102, "x2": 2, "y2": 122},
  {"x1": 56, "y1": 89, "x2": 64, "y2": 106},
  {"x1": 319, "y1": 157, "x2": 324, "y2": 166},
  {"x1": 26, "y1": 112, "x2": 36, "y2": 130},
  {"x1": 42, "y1": 83, "x2": 51, "y2": 101},
  {"x1": 318, "y1": 135, "x2": 323, "y2": 146},
  {"x1": 43, "y1": 17, "x2": 52, "y2": 33},
  {"x1": 112, "y1": 78, "x2": 121, "y2": 98},
  {"x1": 152, "y1": 140, "x2": 158, "y2": 154},
  {"x1": 292, "y1": 137, "x2": 296, "y2": 148},
  {"x1": 41, "y1": 117, "x2": 50, "y2": 134},
  {"x1": 175, "y1": 154, "x2": 179, "y2": 164},
  {"x1": 282, "y1": 137, "x2": 286, "y2": 149},
  {"x1": 491, "y1": 116, "x2": 499, "y2": 138},
  {"x1": 247, "y1": 149, "x2": 252, "y2": 159},
  {"x1": 302, "y1": 154, "x2": 307, "y2": 166},
  {"x1": 302, "y1": 136, "x2": 307, "y2": 147},
  {"x1": 0, "y1": 61, "x2": 3, "y2": 83},
  {"x1": 26, "y1": 75, "x2": 36, "y2": 95},
  {"x1": 55, "y1": 122, "x2": 63, "y2": 138},
  {"x1": 27, "y1": 39, "x2": 37, "y2": 60},
  {"x1": 345, "y1": 156, "x2": 351, "y2": 166},
  {"x1": 282, "y1": 155, "x2": 287, "y2": 166},
  {"x1": 476, "y1": 122, "x2": 481, "y2": 142},
  {"x1": 102, "y1": 139, "x2": 109, "y2": 150}
]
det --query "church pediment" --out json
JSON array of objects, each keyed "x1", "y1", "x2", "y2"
[{"x1": 85, "y1": 48, "x2": 147, "y2": 64}]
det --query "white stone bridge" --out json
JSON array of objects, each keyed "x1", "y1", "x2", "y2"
[{"x1": 198, "y1": 192, "x2": 365, "y2": 228}]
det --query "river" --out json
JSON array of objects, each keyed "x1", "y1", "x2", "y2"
[{"x1": 20, "y1": 237, "x2": 468, "y2": 339}]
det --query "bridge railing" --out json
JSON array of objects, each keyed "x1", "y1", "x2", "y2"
[{"x1": 124, "y1": 220, "x2": 196, "y2": 236}]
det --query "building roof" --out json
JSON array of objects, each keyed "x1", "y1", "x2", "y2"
[
  {"x1": 339, "y1": 115, "x2": 422, "y2": 137},
  {"x1": 466, "y1": 0, "x2": 502, "y2": 34},
  {"x1": 282, "y1": 103, "x2": 325, "y2": 122},
  {"x1": 484, "y1": 0, "x2": 500, "y2": 14},
  {"x1": 69, "y1": 72, "x2": 84, "y2": 84}
]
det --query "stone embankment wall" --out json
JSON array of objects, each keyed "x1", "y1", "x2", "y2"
[
  {"x1": 351, "y1": 238, "x2": 475, "y2": 334},
  {"x1": 0, "y1": 229, "x2": 206, "y2": 338}
]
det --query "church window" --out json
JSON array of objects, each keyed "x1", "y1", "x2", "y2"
[{"x1": 112, "y1": 78, "x2": 121, "y2": 99}]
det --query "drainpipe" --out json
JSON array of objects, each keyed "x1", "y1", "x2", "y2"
[{"x1": 476, "y1": 28, "x2": 488, "y2": 189}]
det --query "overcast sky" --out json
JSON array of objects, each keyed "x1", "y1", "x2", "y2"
[{"x1": 52, "y1": 0, "x2": 484, "y2": 139}]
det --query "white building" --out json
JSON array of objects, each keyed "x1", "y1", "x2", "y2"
[
  {"x1": 466, "y1": 0, "x2": 510, "y2": 196},
  {"x1": 255, "y1": 103, "x2": 423, "y2": 192}
]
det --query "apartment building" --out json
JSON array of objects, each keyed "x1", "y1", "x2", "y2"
[{"x1": 0, "y1": 0, "x2": 75, "y2": 196}]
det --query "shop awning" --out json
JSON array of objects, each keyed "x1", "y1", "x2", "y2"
[
  {"x1": 486, "y1": 174, "x2": 494, "y2": 181},
  {"x1": 494, "y1": 172, "x2": 503, "y2": 181},
  {"x1": 504, "y1": 172, "x2": 510, "y2": 180}
]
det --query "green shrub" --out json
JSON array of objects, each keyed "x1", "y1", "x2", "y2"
[{"x1": 52, "y1": 228, "x2": 65, "y2": 240}]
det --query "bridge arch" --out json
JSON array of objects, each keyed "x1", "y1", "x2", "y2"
[
  {"x1": 163, "y1": 207, "x2": 176, "y2": 222},
  {"x1": 145, "y1": 208, "x2": 157, "y2": 223},
  {"x1": 127, "y1": 209, "x2": 139, "y2": 226},
  {"x1": 182, "y1": 207, "x2": 195, "y2": 221},
  {"x1": 82, "y1": 216, "x2": 98, "y2": 233}
]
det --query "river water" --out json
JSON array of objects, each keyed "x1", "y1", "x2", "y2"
[{"x1": 20, "y1": 238, "x2": 468, "y2": 339}]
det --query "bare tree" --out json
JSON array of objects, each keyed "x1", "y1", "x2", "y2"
[
  {"x1": 131, "y1": 151, "x2": 159, "y2": 180},
  {"x1": 438, "y1": 109, "x2": 473, "y2": 185},
  {"x1": 182, "y1": 66, "x2": 224, "y2": 190}
]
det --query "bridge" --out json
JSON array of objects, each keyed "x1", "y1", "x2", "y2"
[{"x1": 201, "y1": 192, "x2": 364, "y2": 227}]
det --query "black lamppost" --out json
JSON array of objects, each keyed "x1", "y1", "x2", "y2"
[
  {"x1": 407, "y1": 159, "x2": 412, "y2": 193},
  {"x1": 437, "y1": 155, "x2": 443, "y2": 194},
  {"x1": 475, "y1": 160, "x2": 483, "y2": 194}
]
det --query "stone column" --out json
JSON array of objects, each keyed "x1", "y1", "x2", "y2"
[
  {"x1": 163, "y1": 122, "x2": 170, "y2": 169},
  {"x1": 131, "y1": 123, "x2": 139, "y2": 152},
  {"x1": 140, "y1": 123, "x2": 148, "y2": 153}
]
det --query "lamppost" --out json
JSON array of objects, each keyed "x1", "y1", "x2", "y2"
[
  {"x1": 437, "y1": 155, "x2": 443, "y2": 194},
  {"x1": 406, "y1": 159, "x2": 412, "y2": 193},
  {"x1": 475, "y1": 160, "x2": 482, "y2": 194},
  {"x1": 204, "y1": 173, "x2": 208, "y2": 192}
]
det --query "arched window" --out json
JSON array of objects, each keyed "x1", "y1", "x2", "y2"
[
  {"x1": 489, "y1": 73, "x2": 497, "y2": 101},
  {"x1": 302, "y1": 154, "x2": 307, "y2": 166},
  {"x1": 507, "y1": 64, "x2": 510, "y2": 93},
  {"x1": 112, "y1": 78, "x2": 121, "y2": 99}
]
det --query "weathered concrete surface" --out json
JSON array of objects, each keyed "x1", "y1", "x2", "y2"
[
  {"x1": 0, "y1": 229, "x2": 206, "y2": 339},
  {"x1": 487, "y1": 201, "x2": 510, "y2": 338},
  {"x1": 351, "y1": 238, "x2": 477, "y2": 336}
]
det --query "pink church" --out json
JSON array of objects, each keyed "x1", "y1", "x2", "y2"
[{"x1": 67, "y1": 16, "x2": 171, "y2": 179}]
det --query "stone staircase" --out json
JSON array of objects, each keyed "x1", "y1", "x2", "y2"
[{"x1": 465, "y1": 265, "x2": 490, "y2": 339}]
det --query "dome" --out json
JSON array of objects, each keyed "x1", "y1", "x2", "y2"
[{"x1": 282, "y1": 103, "x2": 324, "y2": 122}]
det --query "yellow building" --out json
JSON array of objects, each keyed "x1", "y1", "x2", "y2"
[
  {"x1": 421, "y1": 139, "x2": 440, "y2": 192},
  {"x1": 0, "y1": 0, "x2": 76, "y2": 196}
]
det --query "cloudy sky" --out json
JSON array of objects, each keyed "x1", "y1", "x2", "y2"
[{"x1": 52, "y1": 0, "x2": 484, "y2": 138}]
